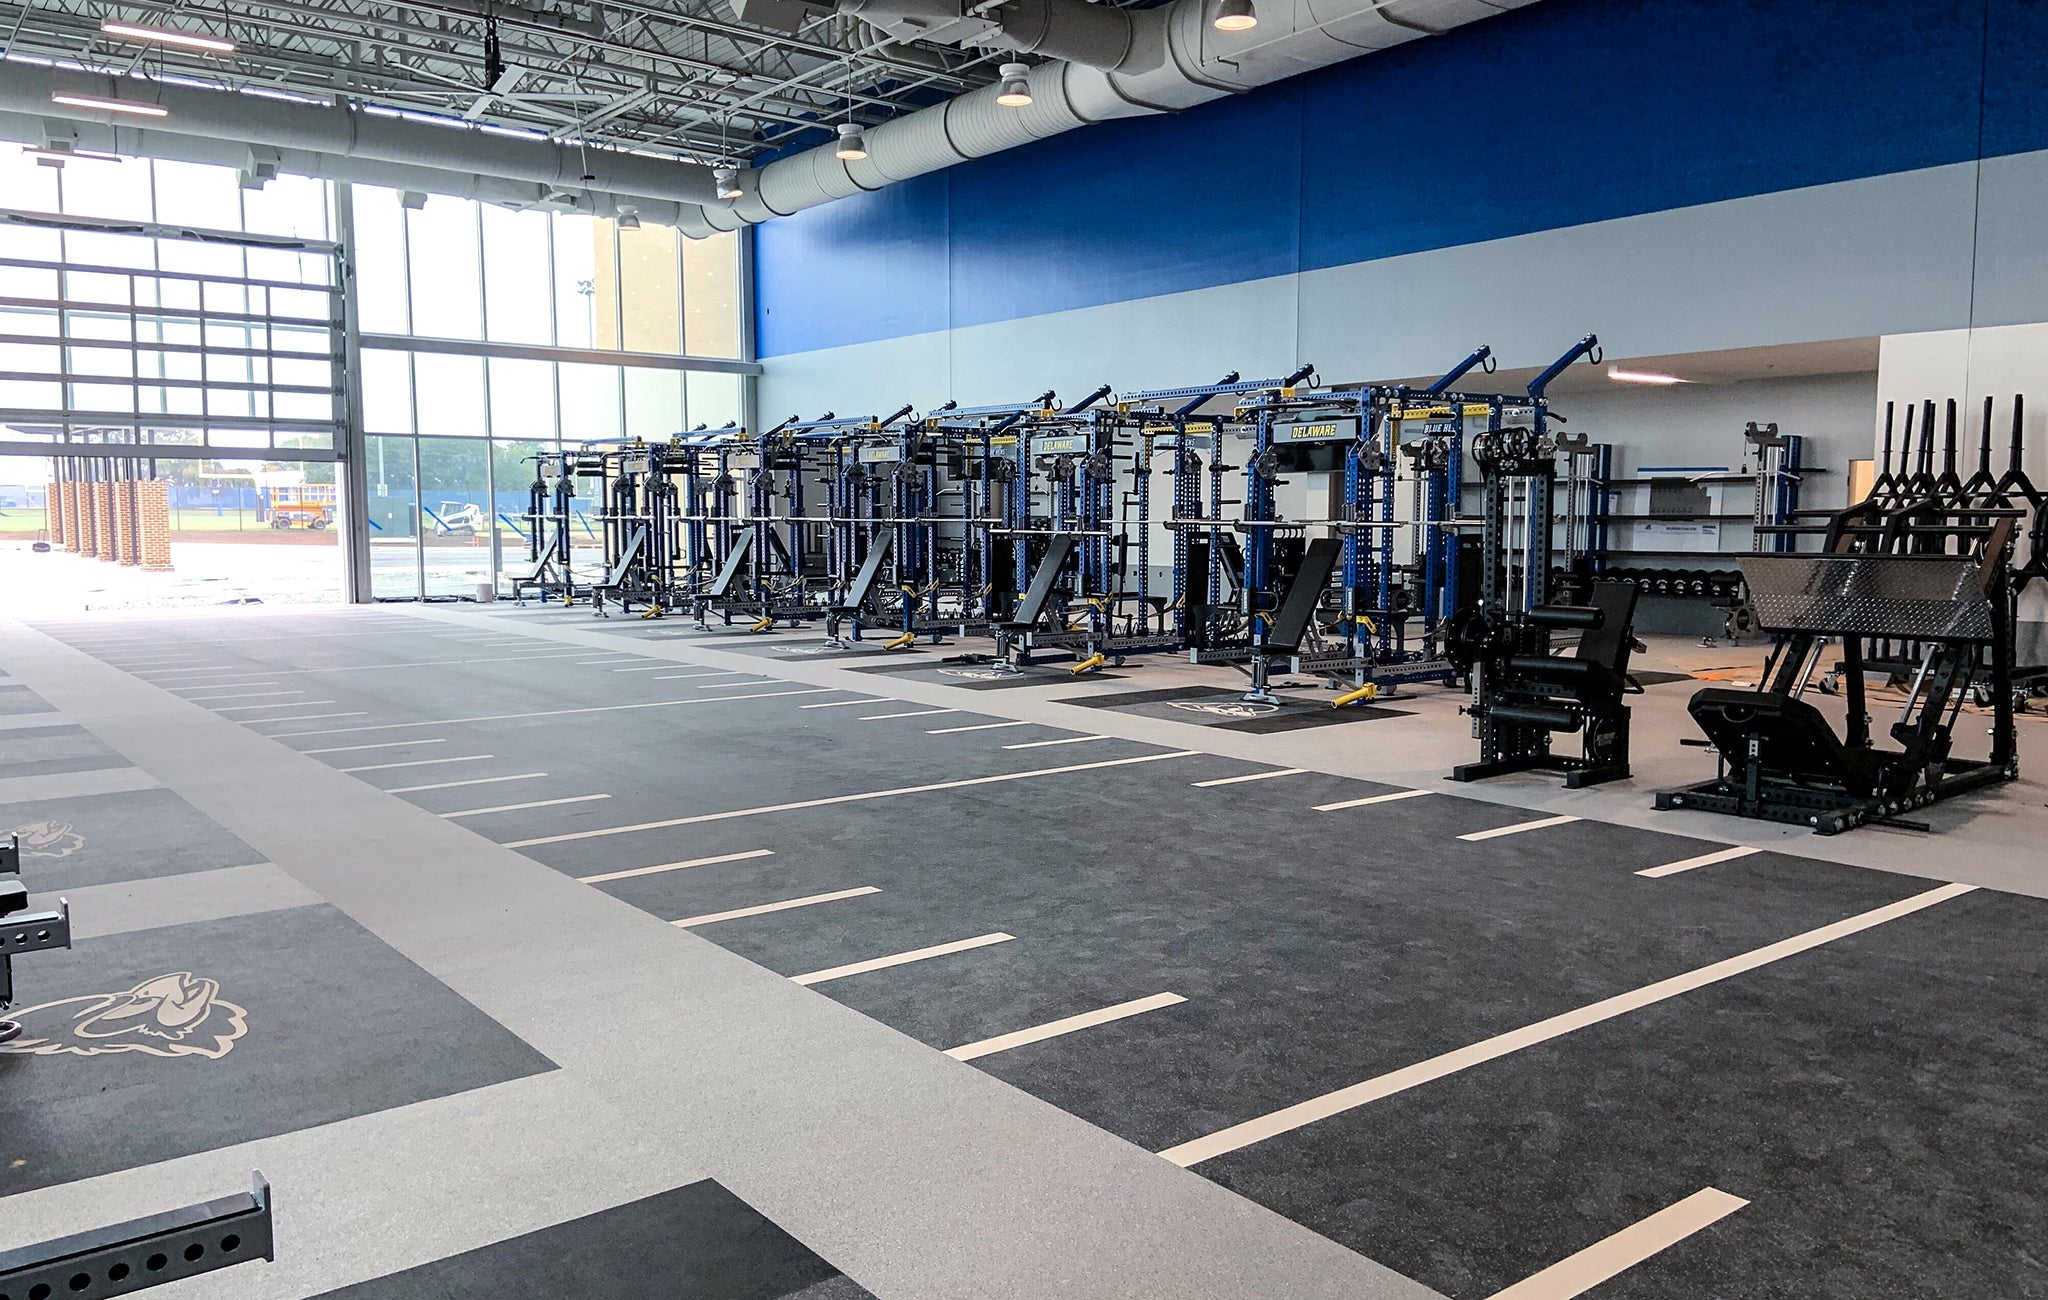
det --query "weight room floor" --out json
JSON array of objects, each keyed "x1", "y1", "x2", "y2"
[{"x1": 2, "y1": 606, "x2": 2043, "y2": 1299}]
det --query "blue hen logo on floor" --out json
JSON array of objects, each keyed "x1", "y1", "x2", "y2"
[
  {"x1": 0, "y1": 972, "x2": 249, "y2": 1059},
  {"x1": 9, "y1": 819, "x2": 84, "y2": 859}
]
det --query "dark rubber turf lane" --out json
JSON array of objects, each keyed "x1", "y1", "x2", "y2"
[
  {"x1": 1195, "y1": 886, "x2": 2048, "y2": 1300},
  {"x1": 0, "y1": 787, "x2": 269, "y2": 888},
  {"x1": 311, "y1": 1181, "x2": 871, "y2": 1300},
  {"x1": 0, "y1": 903, "x2": 554, "y2": 1195}
]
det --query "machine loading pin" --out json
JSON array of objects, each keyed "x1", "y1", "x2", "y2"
[
  {"x1": 884, "y1": 632, "x2": 918, "y2": 651},
  {"x1": 1070, "y1": 653, "x2": 1107, "y2": 675},
  {"x1": 1330, "y1": 683, "x2": 1378, "y2": 709}
]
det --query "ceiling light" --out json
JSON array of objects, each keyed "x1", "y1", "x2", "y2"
[
  {"x1": 834, "y1": 122, "x2": 867, "y2": 161},
  {"x1": 714, "y1": 165, "x2": 742, "y2": 200},
  {"x1": 21, "y1": 144, "x2": 120, "y2": 163},
  {"x1": 617, "y1": 206, "x2": 642, "y2": 229},
  {"x1": 51, "y1": 92, "x2": 169, "y2": 118},
  {"x1": 399, "y1": 189, "x2": 427, "y2": 210},
  {"x1": 996, "y1": 62, "x2": 1032, "y2": 108},
  {"x1": 100, "y1": 20, "x2": 236, "y2": 54},
  {"x1": 1213, "y1": 0, "x2": 1257, "y2": 31},
  {"x1": 1607, "y1": 366, "x2": 1692, "y2": 386}
]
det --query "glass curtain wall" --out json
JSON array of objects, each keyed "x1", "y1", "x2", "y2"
[
  {"x1": 0, "y1": 148, "x2": 345, "y2": 606},
  {"x1": 346, "y1": 183, "x2": 747, "y2": 601}
]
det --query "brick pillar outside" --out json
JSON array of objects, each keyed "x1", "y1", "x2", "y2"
[
  {"x1": 112, "y1": 479, "x2": 139, "y2": 565},
  {"x1": 47, "y1": 480, "x2": 63, "y2": 546},
  {"x1": 61, "y1": 480, "x2": 80, "y2": 551},
  {"x1": 137, "y1": 480, "x2": 174, "y2": 572},
  {"x1": 94, "y1": 481, "x2": 117, "y2": 562},
  {"x1": 76, "y1": 480, "x2": 98, "y2": 556}
]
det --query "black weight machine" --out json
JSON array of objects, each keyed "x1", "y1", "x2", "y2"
[
  {"x1": 1447, "y1": 426, "x2": 1642, "y2": 788},
  {"x1": 1445, "y1": 336, "x2": 1641, "y2": 787},
  {"x1": 1655, "y1": 422, "x2": 2025, "y2": 833}
]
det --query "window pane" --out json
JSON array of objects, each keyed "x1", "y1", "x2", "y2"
[
  {"x1": 360, "y1": 348, "x2": 414, "y2": 434},
  {"x1": 412, "y1": 351, "x2": 487, "y2": 436},
  {"x1": 488, "y1": 358, "x2": 556, "y2": 442},
  {"x1": 686, "y1": 372, "x2": 743, "y2": 431},
  {"x1": 158, "y1": 240, "x2": 245, "y2": 278},
  {"x1": 59, "y1": 154, "x2": 153, "y2": 220},
  {"x1": 624, "y1": 368, "x2": 683, "y2": 440},
  {"x1": 551, "y1": 213, "x2": 603, "y2": 348},
  {"x1": 367, "y1": 434, "x2": 420, "y2": 599},
  {"x1": 481, "y1": 206, "x2": 553, "y2": 344},
  {"x1": 0, "y1": 148, "x2": 61, "y2": 214},
  {"x1": 618, "y1": 223, "x2": 680, "y2": 353},
  {"x1": 417, "y1": 438, "x2": 494, "y2": 596},
  {"x1": 152, "y1": 160, "x2": 244, "y2": 230},
  {"x1": 558, "y1": 362, "x2": 621, "y2": 441},
  {"x1": 243, "y1": 174, "x2": 330, "y2": 240},
  {"x1": 682, "y1": 230, "x2": 742, "y2": 359},
  {"x1": 406, "y1": 198, "x2": 483, "y2": 339},
  {"x1": 351, "y1": 185, "x2": 409, "y2": 333},
  {"x1": 248, "y1": 245, "x2": 333, "y2": 288}
]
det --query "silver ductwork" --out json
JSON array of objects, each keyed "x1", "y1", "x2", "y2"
[
  {"x1": 12, "y1": 0, "x2": 1535, "y2": 232},
  {"x1": 731, "y1": 0, "x2": 1535, "y2": 224},
  {"x1": 0, "y1": 63, "x2": 727, "y2": 219}
]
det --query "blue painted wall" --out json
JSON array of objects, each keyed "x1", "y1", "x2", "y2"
[{"x1": 756, "y1": 0, "x2": 2047, "y2": 358}]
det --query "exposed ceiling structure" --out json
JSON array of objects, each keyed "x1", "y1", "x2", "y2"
[
  {"x1": 0, "y1": 0, "x2": 1006, "y2": 161},
  {"x1": 0, "y1": 0, "x2": 1535, "y2": 232}
]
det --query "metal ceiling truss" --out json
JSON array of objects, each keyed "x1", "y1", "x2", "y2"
[{"x1": 0, "y1": 0, "x2": 1002, "y2": 162}]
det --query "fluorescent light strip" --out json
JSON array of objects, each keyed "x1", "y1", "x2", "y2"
[
  {"x1": 100, "y1": 20, "x2": 236, "y2": 53},
  {"x1": 51, "y1": 92, "x2": 169, "y2": 117},
  {"x1": 1607, "y1": 366, "x2": 1691, "y2": 386},
  {"x1": 21, "y1": 145, "x2": 122, "y2": 163}
]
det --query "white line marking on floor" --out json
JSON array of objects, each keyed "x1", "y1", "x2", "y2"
[
  {"x1": 1003, "y1": 735, "x2": 1110, "y2": 750},
  {"x1": 791, "y1": 932, "x2": 1014, "y2": 986},
  {"x1": 1193, "y1": 768, "x2": 1308, "y2": 788},
  {"x1": 176, "y1": 688, "x2": 290, "y2": 700},
  {"x1": 578, "y1": 849, "x2": 775, "y2": 884},
  {"x1": 860, "y1": 709, "x2": 957, "y2": 721},
  {"x1": 1636, "y1": 846, "x2": 1762, "y2": 879},
  {"x1": 214, "y1": 700, "x2": 338, "y2": 712},
  {"x1": 245, "y1": 711, "x2": 369, "y2": 723},
  {"x1": 504, "y1": 751, "x2": 1200, "y2": 848},
  {"x1": 132, "y1": 667, "x2": 245, "y2": 677},
  {"x1": 696, "y1": 679, "x2": 766, "y2": 688},
  {"x1": 389, "y1": 772, "x2": 548, "y2": 794},
  {"x1": 1486, "y1": 1188, "x2": 1748, "y2": 1300},
  {"x1": 300, "y1": 739, "x2": 449, "y2": 755},
  {"x1": 946, "y1": 992, "x2": 1187, "y2": 1062},
  {"x1": 1458, "y1": 814, "x2": 1581, "y2": 843},
  {"x1": 576, "y1": 658, "x2": 650, "y2": 666},
  {"x1": 928, "y1": 721, "x2": 1030, "y2": 734},
  {"x1": 672, "y1": 885, "x2": 878, "y2": 928},
  {"x1": 264, "y1": 688, "x2": 832, "y2": 737},
  {"x1": 799, "y1": 698, "x2": 878, "y2": 709},
  {"x1": 440, "y1": 794, "x2": 611, "y2": 818},
  {"x1": 1315, "y1": 789, "x2": 1431, "y2": 812},
  {"x1": 1158, "y1": 882, "x2": 1975, "y2": 1167},
  {"x1": 340, "y1": 754, "x2": 494, "y2": 773},
  {"x1": 610, "y1": 664, "x2": 700, "y2": 672},
  {"x1": 651, "y1": 671, "x2": 749, "y2": 681}
]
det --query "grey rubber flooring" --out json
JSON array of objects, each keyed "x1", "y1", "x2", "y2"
[
  {"x1": 14, "y1": 607, "x2": 2048, "y2": 1299},
  {"x1": 0, "y1": 903, "x2": 554, "y2": 1195},
  {"x1": 0, "y1": 787, "x2": 270, "y2": 888},
  {"x1": 312, "y1": 1180, "x2": 872, "y2": 1299},
  {"x1": 1198, "y1": 885, "x2": 2048, "y2": 1300}
]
